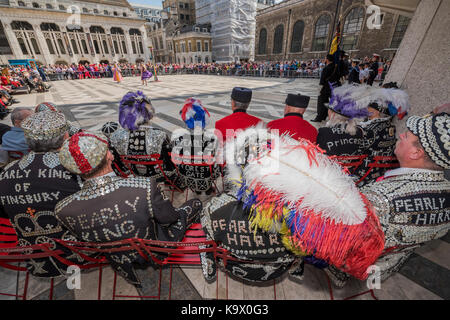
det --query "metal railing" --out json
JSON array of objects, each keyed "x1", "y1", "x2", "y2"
[{"x1": 43, "y1": 67, "x2": 321, "y2": 81}]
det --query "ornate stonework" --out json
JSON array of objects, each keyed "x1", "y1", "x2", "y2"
[{"x1": 0, "y1": 0, "x2": 150, "y2": 65}]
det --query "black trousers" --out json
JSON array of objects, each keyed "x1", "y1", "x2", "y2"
[
  {"x1": 316, "y1": 92, "x2": 330, "y2": 121},
  {"x1": 367, "y1": 74, "x2": 376, "y2": 86}
]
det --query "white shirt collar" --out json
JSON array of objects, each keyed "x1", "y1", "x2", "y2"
[{"x1": 384, "y1": 167, "x2": 441, "y2": 178}]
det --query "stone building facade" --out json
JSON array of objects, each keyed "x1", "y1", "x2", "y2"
[
  {"x1": 147, "y1": 20, "x2": 172, "y2": 64},
  {"x1": 162, "y1": 0, "x2": 196, "y2": 26},
  {"x1": 167, "y1": 24, "x2": 212, "y2": 64},
  {"x1": 131, "y1": 3, "x2": 162, "y2": 24},
  {"x1": 0, "y1": 0, "x2": 151, "y2": 65},
  {"x1": 255, "y1": 0, "x2": 412, "y2": 61}
]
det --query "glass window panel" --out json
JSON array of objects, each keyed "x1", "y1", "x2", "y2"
[
  {"x1": 46, "y1": 38, "x2": 55, "y2": 54},
  {"x1": 58, "y1": 38, "x2": 66, "y2": 54},
  {"x1": 273, "y1": 25, "x2": 284, "y2": 54},
  {"x1": 258, "y1": 28, "x2": 267, "y2": 54}
]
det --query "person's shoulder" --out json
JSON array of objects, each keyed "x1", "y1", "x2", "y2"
[
  {"x1": 117, "y1": 176, "x2": 152, "y2": 188},
  {"x1": 215, "y1": 114, "x2": 233, "y2": 127},
  {"x1": 267, "y1": 118, "x2": 282, "y2": 128},
  {"x1": 246, "y1": 113, "x2": 262, "y2": 122}
]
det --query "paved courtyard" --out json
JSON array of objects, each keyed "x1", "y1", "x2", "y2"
[{"x1": 0, "y1": 75, "x2": 448, "y2": 300}]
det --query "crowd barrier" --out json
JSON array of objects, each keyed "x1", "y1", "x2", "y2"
[{"x1": 42, "y1": 67, "x2": 321, "y2": 82}]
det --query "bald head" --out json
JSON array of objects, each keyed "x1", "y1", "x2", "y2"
[{"x1": 11, "y1": 107, "x2": 33, "y2": 127}]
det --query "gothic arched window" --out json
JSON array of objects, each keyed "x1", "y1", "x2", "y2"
[
  {"x1": 312, "y1": 15, "x2": 330, "y2": 51},
  {"x1": 71, "y1": 39, "x2": 79, "y2": 54},
  {"x1": 290, "y1": 20, "x2": 304, "y2": 53},
  {"x1": 111, "y1": 27, "x2": 124, "y2": 35},
  {"x1": 81, "y1": 39, "x2": 88, "y2": 54},
  {"x1": 30, "y1": 38, "x2": 40, "y2": 54},
  {"x1": 102, "y1": 40, "x2": 109, "y2": 54},
  {"x1": 90, "y1": 26, "x2": 105, "y2": 34},
  {"x1": 11, "y1": 21, "x2": 33, "y2": 30},
  {"x1": 342, "y1": 7, "x2": 365, "y2": 51},
  {"x1": 17, "y1": 37, "x2": 28, "y2": 54},
  {"x1": 129, "y1": 29, "x2": 141, "y2": 36},
  {"x1": 40, "y1": 23, "x2": 60, "y2": 31},
  {"x1": 258, "y1": 28, "x2": 267, "y2": 55},
  {"x1": 46, "y1": 39, "x2": 55, "y2": 54},
  {"x1": 93, "y1": 40, "x2": 100, "y2": 54},
  {"x1": 273, "y1": 24, "x2": 284, "y2": 54},
  {"x1": 57, "y1": 38, "x2": 66, "y2": 54}
]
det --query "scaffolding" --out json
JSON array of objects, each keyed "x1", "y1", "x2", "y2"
[{"x1": 209, "y1": 0, "x2": 257, "y2": 63}]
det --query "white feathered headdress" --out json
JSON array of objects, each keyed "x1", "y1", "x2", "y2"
[
  {"x1": 234, "y1": 132, "x2": 385, "y2": 280},
  {"x1": 329, "y1": 84, "x2": 410, "y2": 120}
]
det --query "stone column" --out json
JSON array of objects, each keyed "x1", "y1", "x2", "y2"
[
  {"x1": 140, "y1": 25, "x2": 151, "y2": 60},
  {"x1": 33, "y1": 23, "x2": 51, "y2": 64},
  {"x1": 124, "y1": 29, "x2": 134, "y2": 61},
  {"x1": 385, "y1": 0, "x2": 450, "y2": 123},
  {"x1": 3, "y1": 20, "x2": 24, "y2": 59}
]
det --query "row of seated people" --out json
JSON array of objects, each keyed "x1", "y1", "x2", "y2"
[
  {"x1": 0, "y1": 88, "x2": 448, "y2": 289},
  {"x1": 99, "y1": 85, "x2": 405, "y2": 195}
]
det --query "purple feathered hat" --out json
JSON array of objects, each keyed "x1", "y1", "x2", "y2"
[
  {"x1": 328, "y1": 83, "x2": 370, "y2": 119},
  {"x1": 119, "y1": 91, "x2": 155, "y2": 131}
]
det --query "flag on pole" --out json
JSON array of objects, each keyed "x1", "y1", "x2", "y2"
[{"x1": 329, "y1": 19, "x2": 341, "y2": 63}]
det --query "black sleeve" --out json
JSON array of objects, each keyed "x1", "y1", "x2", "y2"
[
  {"x1": 160, "y1": 136, "x2": 176, "y2": 171},
  {"x1": 316, "y1": 128, "x2": 328, "y2": 153},
  {"x1": 150, "y1": 179, "x2": 180, "y2": 225},
  {"x1": 319, "y1": 66, "x2": 329, "y2": 86}
]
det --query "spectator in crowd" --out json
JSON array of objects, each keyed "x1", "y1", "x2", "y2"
[
  {"x1": 348, "y1": 59, "x2": 360, "y2": 84},
  {"x1": 267, "y1": 93, "x2": 318, "y2": 143},
  {"x1": 367, "y1": 53, "x2": 381, "y2": 86},
  {"x1": 1, "y1": 107, "x2": 33, "y2": 156},
  {"x1": 0, "y1": 111, "x2": 84, "y2": 278}
]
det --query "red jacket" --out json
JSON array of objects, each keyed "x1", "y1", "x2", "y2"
[
  {"x1": 267, "y1": 113, "x2": 318, "y2": 143},
  {"x1": 215, "y1": 109, "x2": 262, "y2": 142}
]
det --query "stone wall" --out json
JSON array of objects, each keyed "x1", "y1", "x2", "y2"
[
  {"x1": 255, "y1": 0, "x2": 405, "y2": 61},
  {"x1": 0, "y1": 6, "x2": 150, "y2": 65},
  {"x1": 385, "y1": 0, "x2": 450, "y2": 126}
]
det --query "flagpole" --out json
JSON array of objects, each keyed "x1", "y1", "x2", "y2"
[{"x1": 329, "y1": 0, "x2": 342, "y2": 52}]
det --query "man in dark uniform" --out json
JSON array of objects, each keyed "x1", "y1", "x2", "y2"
[
  {"x1": 347, "y1": 59, "x2": 361, "y2": 84},
  {"x1": 367, "y1": 53, "x2": 380, "y2": 86},
  {"x1": 312, "y1": 54, "x2": 341, "y2": 123},
  {"x1": 215, "y1": 87, "x2": 262, "y2": 143},
  {"x1": 267, "y1": 93, "x2": 318, "y2": 143},
  {"x1": 0, "y1": 111, "x2": 84, "y2": 278},
  {"x1": 339, "y1": 51, "x2": 350, "y2": 81},
  {"x1": 56, "y1": 132, "x2": 203, "y2": 287}
]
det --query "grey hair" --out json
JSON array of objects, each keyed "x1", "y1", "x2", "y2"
[
  {"x1": 234, "y1": 101, "x2": 250, "y2": 110},
  {"x1": 25, "y1": 134, "x2": 66, "y2": 152},
  {"x1": 11, "y1": 107, "x2": 33, "y2": 126}
]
